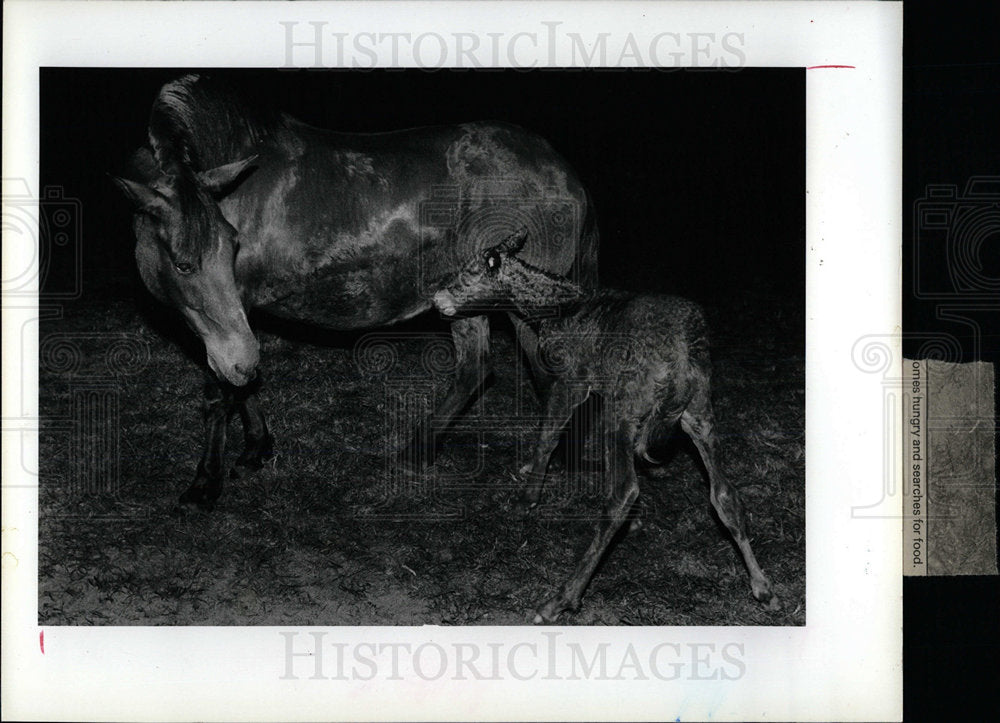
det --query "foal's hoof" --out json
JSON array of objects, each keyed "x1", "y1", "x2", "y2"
[
  {"x1": 759, "y1": 591, "x2": 782, "y2": 611},
  {"x1": 532, "y1": 594, "x2": 578, "y2": 624},
  {"x1": 752, "y1": 579, "x2": 782, "y2": 611},
  {"x1": 515, "y1": 466, "x2": 543, "y2": 513}
]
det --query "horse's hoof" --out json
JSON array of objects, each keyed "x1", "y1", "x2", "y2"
[
  {"x1": 178, "y1": 484, "x2": 219, "y2": 512},
  {"x1": 236, "y1": 434, "x2": 275, "y2": 470}
]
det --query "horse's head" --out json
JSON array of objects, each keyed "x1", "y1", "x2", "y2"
[{"x1": 113, "y1": 154, "x2": 260, "y2": 386}]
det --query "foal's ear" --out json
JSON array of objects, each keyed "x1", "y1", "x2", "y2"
[
  {"x1": 196, "y1": 155, "x2": 259, "y2": 194},
  {"x1": 111, "y1": 176, "x2": 170, "y2": 217}
]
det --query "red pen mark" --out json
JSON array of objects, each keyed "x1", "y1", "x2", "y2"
[
  {"x1": 807, "y1": 65, "x2": 856, "y2": 70},
  {"x1": 40, "y1": 630, "x2": 45, "y2": 654}
]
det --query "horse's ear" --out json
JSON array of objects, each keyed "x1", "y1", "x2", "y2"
[
  {"x1": 111, "y1": 176, "x2": 170, "y2": 217},
  {"x1": 196, "y1": 155, "x2": 258, "y2": 194},
  {"x1": 499, "y1": 227, "x2": 529, "y2": 255}
]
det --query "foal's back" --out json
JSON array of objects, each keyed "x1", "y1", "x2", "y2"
[{"x1": 540, "y1": 291, "x2": 710, "y2": 415}]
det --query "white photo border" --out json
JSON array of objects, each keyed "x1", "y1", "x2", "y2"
[{"x1": 3, "y1": 2, "x2": 902, "y2": 721}]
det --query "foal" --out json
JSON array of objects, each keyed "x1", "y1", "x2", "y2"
[{"x1": 433, "y1": 229, "x2": 780, "y2": 623}]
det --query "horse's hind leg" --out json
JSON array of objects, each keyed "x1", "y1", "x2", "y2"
[
  {"x1": 234, "y1": 384, "x2": 274, "y2": 471},
  {"x1": 534, "y1": 420, "x2": 640, "y2": 623},
  {"x1": 180, "y1": 375, "x2": 235, "y2": 510},
  {"x1": 680, "y1": 390, "x2": 780, "y2": 610},
  {"x1": 398, "y1": 315, "x2": 491, "y2": 472}
]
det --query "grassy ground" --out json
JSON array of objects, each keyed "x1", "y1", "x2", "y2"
[{"x1": 38, "y1": 279, "x2": 804, "y2": 626}]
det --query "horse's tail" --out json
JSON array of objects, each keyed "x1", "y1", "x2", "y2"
[{"x1": 569, "y1": 188, "x2": 600, "y2": 289}]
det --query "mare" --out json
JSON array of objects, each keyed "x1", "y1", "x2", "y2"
[{"x1": 114, "y1": 74, "x2": 598, "y2": 508}]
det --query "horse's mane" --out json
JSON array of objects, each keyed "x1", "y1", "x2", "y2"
[{"x1": 148, "y1": 74, "x2": 278, "y2": 172}]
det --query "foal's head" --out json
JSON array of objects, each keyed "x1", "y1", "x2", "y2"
[{"x1": 434, "y1": 228, "x2": 583, "y2": 317}]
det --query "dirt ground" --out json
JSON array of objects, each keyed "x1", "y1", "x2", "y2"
[{"x1": 38, "y1": 278, "x2": 804, "y2": 626}]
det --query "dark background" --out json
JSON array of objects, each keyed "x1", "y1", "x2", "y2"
[
  {"x1": 39, "y1": 67, "x2": 804, "y2": 305},
  {"x1": 904, "y1": 3, "x2": 999, "y2": 721}
]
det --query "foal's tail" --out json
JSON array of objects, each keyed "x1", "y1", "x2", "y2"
[
  {"x1": 635, "y1": 403, "x2": 685, "y2": 465},
  {"x1": 569, "y1": 188, "x2": 600, "y2": 289},
  {"x1": 635, "y1": 417, "x2": 661, "y2": 464}
]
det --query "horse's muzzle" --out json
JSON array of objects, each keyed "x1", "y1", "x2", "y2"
[
  {"x1": 433, "y1": 290, "x2": 458, "y2": 316},
  {"x1": 231, "y1": 363, "x2": 258, "y2": 385},
  {"x1": 207, "y1": 342, "x2": 260, "y2": 387}
]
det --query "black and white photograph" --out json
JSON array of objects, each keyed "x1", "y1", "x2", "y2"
[
  {"x1": 37, "y1": 66, "x2": 803, "y2": 626},
  {"x1": 4, "y1": 2, "x2": 903, "y2": 720}
]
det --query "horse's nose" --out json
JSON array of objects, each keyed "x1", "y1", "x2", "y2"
[{"x1": 233, "y1": 362, "x2": 257, "y2": 381}]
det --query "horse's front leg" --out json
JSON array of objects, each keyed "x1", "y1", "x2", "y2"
[
  {"x1": 233, "y1": 380, "x2": 275, "y2": 472},
  {"x1": 179, "y1": 374, "x2": 234, "y2": 510},
  {"x1": 398, "y1": 315, "x2": 491, "y2": 472}
]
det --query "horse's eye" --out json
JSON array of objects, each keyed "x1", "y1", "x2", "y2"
[{"x1": 175, "y1": 262, "x2": 195, "y2": 275}]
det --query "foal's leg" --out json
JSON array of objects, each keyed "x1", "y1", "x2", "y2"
[
  {"x1": 680, "y1": 390, "x2": 780, "y2": 610},
  {"x1": 508, "y1": 313, "x2": 554, "y2": 399},
  {"x1": 399, "y1": 315, "x2": 491, "y2": 471},
  {"x1": 518, "y1": 381, "x2": 590, "y2": 509},
  {"x1": 534, "y1": 419, "x2": 640, "y2": 623},
  {"x1": 180, "y1": 374, "x2": 235, "y2": 509},
  {"x1": 510, "y1": 313, "x2": 595, "y2": 475}
]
